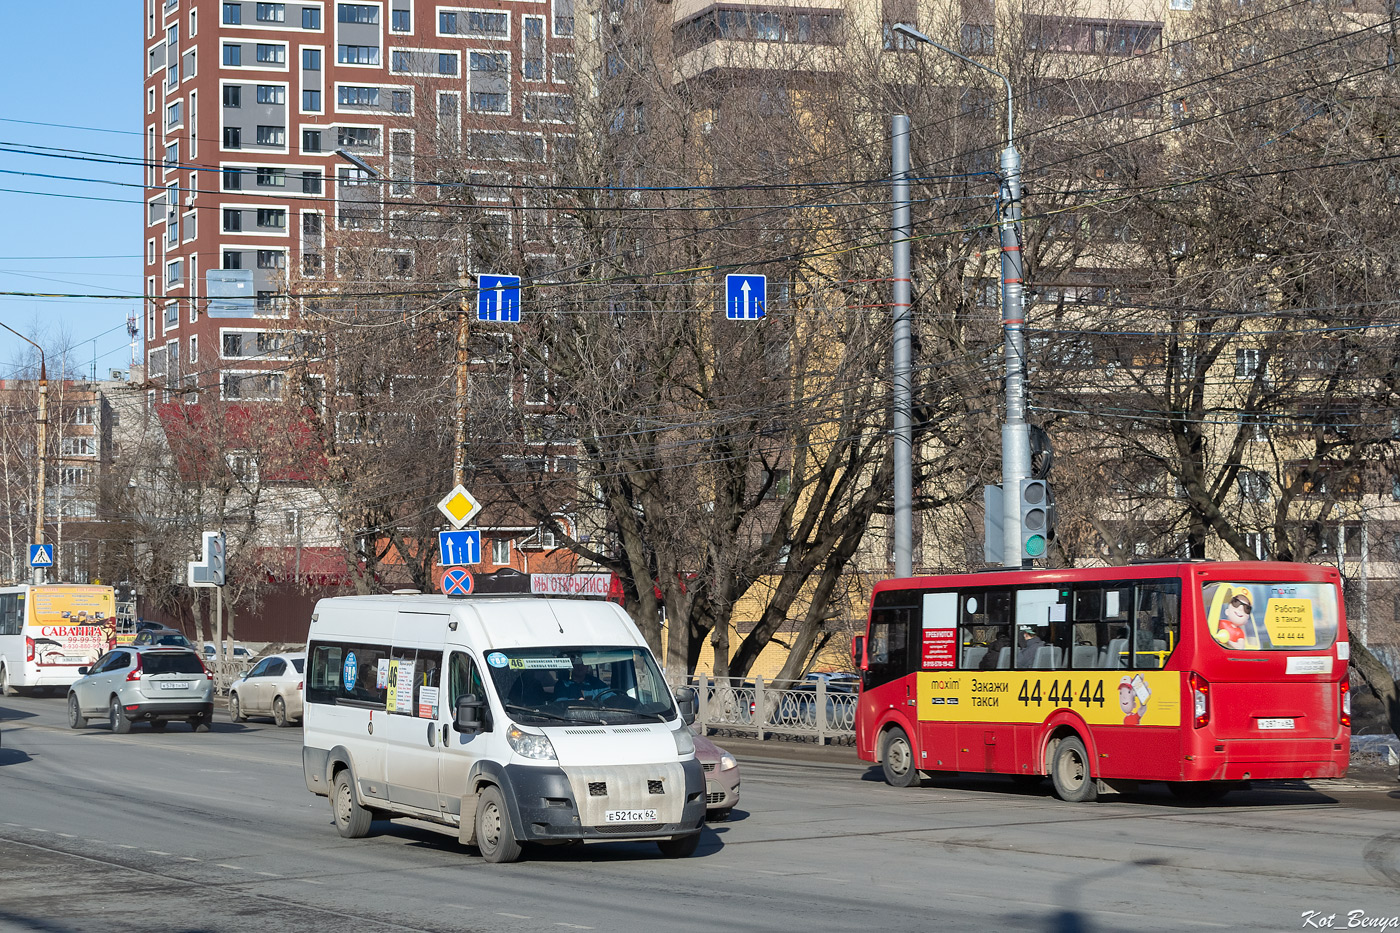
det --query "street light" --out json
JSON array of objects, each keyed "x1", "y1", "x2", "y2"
[
  {"x1": 892, "y1": 23, "x2": 1032, "y2": 569},
  {"x1": 0, "y1": 321, "x2": 48, "y2": 583}
]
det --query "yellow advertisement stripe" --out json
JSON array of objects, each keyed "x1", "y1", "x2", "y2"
[{"x1": 918, "y1": 671, "x2": 1182, "y2": 727}]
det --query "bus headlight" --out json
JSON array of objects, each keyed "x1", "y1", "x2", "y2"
[
  {"x1": 506, "y1": 725, "x2": 557, "y2": 761},
  {"x1": 672, "y1": 726, "x2": 695, "y2": 756}
]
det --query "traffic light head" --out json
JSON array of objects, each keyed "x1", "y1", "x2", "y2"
[{"x1": 1020, "y1": 479, "x2": 1051, "y2": 560}]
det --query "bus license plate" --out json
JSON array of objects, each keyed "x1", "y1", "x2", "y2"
[
  {"x1": 1258, "y1": 718, "x2": 1295, "y2": 730},
  {"x1": 605, "y1": 809, "x2": 658, "y2": 823},
  {"x1": 160, "y1": 681, "x2": 190, "y2": 690}
]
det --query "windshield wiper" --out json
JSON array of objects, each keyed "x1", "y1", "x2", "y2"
[
  {"x1": 594, "y1": 706, "x2": 669, "y2": 722},
  {"x1": 504, "y1": 703, "x2": 574, "y2": 722}
]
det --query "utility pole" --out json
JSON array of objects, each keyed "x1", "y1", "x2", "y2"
[
  {"x1": 453, "y1": 280, "x2": 472, "y2": 489},
  {"x1": 891, "y1": 115, "x2": 914, "y2": 579},
  {"x1": 893, "y1": 24, "x2": 1031, "y2": 568},
  {"x1": 1, "y1": 323, "x2": 47, "y2": 584}
]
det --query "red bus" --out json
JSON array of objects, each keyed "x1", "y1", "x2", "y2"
[{"x1": 852, "y1": 561, "x2": 1349, "y2": 802}]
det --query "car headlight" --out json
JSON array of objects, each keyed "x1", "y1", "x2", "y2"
[
  {"x1": 672, "y1": 726, "x2": 695, "y2": 756},
  {"x1": 719, "y1": 753, "x2": 738, "y2": 772},
  {"x1": 506, "y1": 725, "x2": 557, "y2": 761}
]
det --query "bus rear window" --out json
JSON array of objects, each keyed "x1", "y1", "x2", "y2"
[{"x1": 1201, "y1": 582, "x2": 1338, "y2": 651}]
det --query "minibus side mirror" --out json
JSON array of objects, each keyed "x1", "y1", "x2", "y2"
[
  {"x1": 851, "y1": 635, "x2": 866, "y2": 671},
  {"x1": 455, "y1": 693, "x2": 484, "y2": 734},
  {"x1": 673, "y1": 686, "x2": 697, "y2": 726}
]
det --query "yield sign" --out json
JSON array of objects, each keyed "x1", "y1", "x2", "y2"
[
  {"x1": 437, "y1": 484, "x2": 482, "y2": 529},
  {"x1": 442, "y1": 567, "x2": 475, "y2": 597}
]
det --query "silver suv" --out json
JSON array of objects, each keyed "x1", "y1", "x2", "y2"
[{"x1": 67, "y1": 646, "x2": 214, "y2": 733}]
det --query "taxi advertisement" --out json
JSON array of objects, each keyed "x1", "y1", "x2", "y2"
[{"x1": 917, "y1": 670, "x2": 1181, "y2": 727}]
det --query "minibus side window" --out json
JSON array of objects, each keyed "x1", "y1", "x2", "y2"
[{"x1": 448, "y1": 651, "x2": 490, "y2": 730}]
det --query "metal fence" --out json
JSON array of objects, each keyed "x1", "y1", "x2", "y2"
[{"x1": 687, "y1": 674, "x2": 857, "y2": 744}]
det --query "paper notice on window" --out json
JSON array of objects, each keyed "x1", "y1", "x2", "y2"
[
  {"x1": 395, "y1": 660, "x2": 416, "y2": 713},
  {"x1": 376, "y1": 658, "x2": 390, "y2": 690},
  {"x1": 418, "y1": 685, "x2": 439, "y2": 719}
]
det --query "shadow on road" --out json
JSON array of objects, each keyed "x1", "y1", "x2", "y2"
[
  {"x1": 374, "y1": 817, "x2": 727, "y2": 861},
  {"x1": 0, "y1": 744, "x2": 33, "y2": 766}
]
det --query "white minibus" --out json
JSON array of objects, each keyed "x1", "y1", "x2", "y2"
[{"x1": 302, "y1": 594, "x2": 704, "y2": 862}]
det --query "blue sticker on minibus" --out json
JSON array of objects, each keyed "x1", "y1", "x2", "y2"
[
  {"x1": 343, "y1": 652, "x2": 358, "y2": 691},
  {"x1": 487, "y1": 652, "x2": 508, "y2": 668}
]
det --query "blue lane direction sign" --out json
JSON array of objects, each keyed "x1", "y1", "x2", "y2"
[
  {"x1": 28, "y1": 544, "x2": 53, "y2": 568},
  {"x1": 439, "y1": 530, "x2": 481, "y2": 567},
  {"x1": 477, "y1": 274, "x2": 521, "y2": 323},
  {"x1": 725, "y1": 274, "x2": 766, "y2": 320},
  {"x1": 442, "y1": 567, "x2": 475, "y2": 597}
]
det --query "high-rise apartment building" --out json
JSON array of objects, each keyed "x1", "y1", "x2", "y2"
[{"x1": 142, "y1": 0, "x2": 575, "y2": 399}]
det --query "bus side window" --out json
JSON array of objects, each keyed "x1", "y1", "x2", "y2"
[
  {"x1": 1134, "y1": 582, "x2": 1181, "y2": 669},
  {"x1": 867, "y1": 606, "x2": 913, "y2": 688}
]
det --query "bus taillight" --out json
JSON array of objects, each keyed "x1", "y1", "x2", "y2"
[
  {"x1": 24, "y1": 636, "x2": 33, "y2": 662},
  {"x1": 1340, "y1": 679, "x2": 1351, "y2": 728},
  {"x1": 1189, "y1": 673, "x2": 1210, "y2": 729}
]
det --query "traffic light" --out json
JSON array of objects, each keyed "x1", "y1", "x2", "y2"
[
  {"x1": 207, "y1": 532, "x2": 226, "y2": 587},
  {"x1": 1020, "y1": 479, "x2": 1052, "y2": 560}
]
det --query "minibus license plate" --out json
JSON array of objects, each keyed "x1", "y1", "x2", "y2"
[
  {"x1": 605, "y1": 809, "x2": 658, "y2": 823},
  {"x1": 160, "y1": 681, "x2": 190, "y2": 690},
  {"x1": 1257, "y1": 718, "x2": 1294, "y2": 730}
]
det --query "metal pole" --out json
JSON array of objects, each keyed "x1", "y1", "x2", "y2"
[
  {"x1": 892, "y1": 24, "x2": 1030, "y2": 568},
  {"x1": 1, "y1": 323, "x2": 47, "y2": 584},
  {"x1": 453, "y1": 285, "x2": 471, "y2": 490},
  {"x1": 891, "y1": 115, "x2": 914, "y2": 579}
]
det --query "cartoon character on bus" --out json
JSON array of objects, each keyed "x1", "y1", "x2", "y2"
[
  {"x1": 1211, "y1": 585, "x2": 1261, "y2": 649},
  {"x1": 1119, "y1": 674, "x2": 1150, "y2": 725}
]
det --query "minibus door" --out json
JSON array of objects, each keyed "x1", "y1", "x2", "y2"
[{"x1": 438, "y1": 649, "x2": 486, "y2": 822}]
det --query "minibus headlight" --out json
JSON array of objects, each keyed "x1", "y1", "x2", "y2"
[
  {"x1": 672, "y1": 726, "x2": 695, "y2": 756},
  {"x1": 719, "y1": 753, "x2": 738, "y2": 772},
  {"x1": 506, "y1": 725, "x2": 557, "y2": 761}
]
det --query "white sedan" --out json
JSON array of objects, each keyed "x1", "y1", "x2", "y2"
[{"x1": 228, "y1": 652, "x2": 305, "y2": 727}]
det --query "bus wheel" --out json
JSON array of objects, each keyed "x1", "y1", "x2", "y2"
[
  {"x1": 475, "y1": 785, "x2": 523, "y2": 863},
  {"x1": 333, "y1": 770, "x2": 373, "y2": 838},
  {"x1": 1051, "y1": 735, "x2": 1097, "y2": 803},
  {"x1": 881, "y1": 727, "x2": 921, "y2": 788},
  {"x1": 0, "y1": 666, "x2": 12, "y2": 697},
  {"x1": 1167, "y1": 781, "x2": 1230, "y2": 803}
]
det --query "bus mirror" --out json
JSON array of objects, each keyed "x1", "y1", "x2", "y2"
[
  {"x1": 673, "y1": 686, "x2": 697, "y2": 725},
  {"x1": 851, "y1": 635, "x2": 866, "y2": 670},
  {"x1": 455, "y1": 693, "x2": 484, "y2": 734}
]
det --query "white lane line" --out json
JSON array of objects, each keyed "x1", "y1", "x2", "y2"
[
  {"x1": 554, "y1": 925, "x2": 593, "y2": 930},
  {"x1": 216, "y1": 863, "x2": 244, "y2": 870},
  {"x1": 179, "y1": 857, "x2": 200, "y2": 862},
  {"x1": 29, "y1": 828, "x2": 48, "y2": 833},
  {"x1": 116, "y1": 844, "x2": 138, "y2": 849},
  {"x1": 56, "y1": 833, "x2": 76, "y2": 838},
  {"x1": 301, "y1": 879, "x2": 323, "y2": 885},
  {"x1": 147, "y1": 850, "x2": 171, "y2": 856},
  {"x1": 752, "y1": 869, "x2": 786, "y2": 875},
  {"x1": 254, "y1": 871, "x2": 278, "y2": 877},
  {"x1": 3, "y1": 823, "x2": 18, "y2": 827},
  {"x1": 496, "y1": 913, "x2": 532, "y2": 920}
]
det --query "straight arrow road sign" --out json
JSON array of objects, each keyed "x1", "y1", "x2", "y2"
[
  {"x1": 477, "y1": 274, "x2": 521, "y2": 323},
  {"x1": 439, "y1": 530, "x2": 481, "y2": 566},
  {"x1": 725, "y1": 274, "x2": 766, "y2": 320}
]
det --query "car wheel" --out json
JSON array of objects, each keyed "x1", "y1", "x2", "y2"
[
  {"x1": 67, "y1": 693, "x2": 86, "y2": 729},
  {"x1": 150, "y1": 719, "x2": 168, "y2": 732},
  {"x1": 0, "y1": 665, "x2": 12, "y2": 697},
  {"x1": 881, "y1": 726, "x2": 920, "y2": 788},
  {"x1": 1051, "y1": 735, "x2": 1098, "y2": 803},
  {"x1": 109, "y1": 697, "x2": 132, "y2": 735},
  {"x1": 705, "y1": 808, "x2": 732, "y2": 823},
  {"x1": 229, "y1": 692, "x2": 244, "y2": 723},
  {"x1": 333, "y1": 770, "x2": 373, "y2": 839},
  {"x1": 188, "y1": 714, "x2": 211, "y2": 732},
  {"x1": 273, "y1": 696, "x2": 290, "y2": 728},
  {"x1": 475, "y1": 785, "x2": 523, "y2": 863},
  {"x1": 657, "y1": 833, "x2": 701, "y2": 858}
]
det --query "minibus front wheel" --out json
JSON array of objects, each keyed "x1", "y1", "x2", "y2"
[{"x1": 475, "y1": 785, "x2": 523, "y2": 864}]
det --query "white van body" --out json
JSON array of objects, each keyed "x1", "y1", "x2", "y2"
[{"x1": 302, "y1": 595, "x2": 704, "y2": 861}]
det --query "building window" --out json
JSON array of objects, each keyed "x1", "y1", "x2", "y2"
[
  {"x1": 256, "y1": 84, "x2": 286, "y2": 105},
  {"x1": 302, "y1": 48, "x2": 321, "y2": 69},
  {"x1": 223, "y1": 126, "x2": 242, "y2": 148},
  {"x1": 302, "y1": 7, "x2": 321, "y2": 28},
  {"x1": 439, "y1": 10, "x2": 457, "y2": 33},
  {"x1": 255, "y1": 290, "x2": 277, "y2": 311},
  {"x1": 61, "y1": 437, "x2": 97, "y2": 458},
  {"x1": 464, "y1": 10, "x2": 508, "y2": 37},
  {"x1": 223, "y1": 209, "x2": 242, "y2": 231},
  {"x1": 223, "y1": 3, "x2": 242, "y2": 24},
  {"x1": 166, "y1": 101, "x2": 182, "y2": 128},
  {"x1": 470, "y1": 51, "x2": 505, "y2": 73},
  {"x1": 337, "y1": 85, "x2": 380, "y2": 107},
  {"x1": 338, "y1": 44, "x2": 380, "y2": 65},
  {"x1": 256, "y1": 43, "x2": 286, "y2": 64},
  {"x1": 391, "y1": 89, "x2": 412, "y2": 113},
  {"x1": 491, "y1": 537, "x2": 511, "y2": 564},
  {"x1": 223, "y1": 43, "x2": 242, "y2": 66},
  {"x1": 439, "y1": 52, "x2": 459, "y2": 75},
  {"x1": 1238, "y1": 470, "x2": 1270, "y2": 501},
  {"x1": 60, "y1": 466, "x2": 93, "y2": 486},
  {"x1": 302, "y1": 170, "x2": 323, "y2": 193},
  {"x1": 471, "y1": 92, "x2": 507, "y2": 113},
  {"x1": 336, "y1": 126, "x2": 379, "y2": 148},
  {"x1": 223, "y1": 249, "x2": 242, "y2": 269},
  {"x1": 256, "y1": 249, "x2": 285, "y2": 268},
  {"x1": 190, "y1": 334, "x2": 199, "y2": 363},
  {"x1": 303, "y1": 129, "x2": 323, "y2": 152},
  {"x1": 391, "y1": 8, "x2": 410, "y2": 31},
  {"x1": 256, "y1": 2, "x2": 284, "y2": 22},
  {"x1": 257, "y1": 208, "x2": 287, "y2": 227},
  {"x1": 255, "y1": 124, "x2": 286, "y2": 145},
  {"x1": 1235, "y1": 348, "x2": 1261, "y2": 378},
  {"x1": 337, "y1": 3, "x2": 379, "y2": 24},
  {"x1": 164, "y1": 303, "x2": 179, "y2": 326},
  {"x1": 164, "y1": 142, "x2": 179, "y2": 169},
  {"x1": 166, "y1": 259, "x2": 183, "y2": 286},
  {"x1": 256, "y1": 166, "x2": 286, "y2": 186},
  {"x1": 554, "y1": 0, "x2": 574, "y2": 36},
  {"x1": 223, "y1": 84, "x2": 241, "y2": 107},
  {"x1": 303, "y1": 89, "x2": 322, "y2": 111}
]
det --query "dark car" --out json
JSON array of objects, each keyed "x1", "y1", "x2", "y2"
[{"x1": 132, "y1": 628, "x2": 191, "y2": 648}]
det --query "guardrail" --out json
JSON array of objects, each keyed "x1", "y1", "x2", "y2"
[{"x1": 687, "y1": 674, "x2": 857, "y2": 745}]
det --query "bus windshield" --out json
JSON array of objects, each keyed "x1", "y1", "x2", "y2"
[
  {"x1": 483, "y1": 646, "x2": 676, "y2": 727},
  {"x1": 1202, "y1": 581, "x2": 1339, "y2": 651}
]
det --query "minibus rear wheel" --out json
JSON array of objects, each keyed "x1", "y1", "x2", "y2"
[{"x1": 333, "y1": 770, "x2": 373, "y2": 838}]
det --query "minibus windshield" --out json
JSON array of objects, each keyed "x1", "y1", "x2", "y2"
[{"x1": 483, "y1": 646, "x2": 677, "y2": 726}]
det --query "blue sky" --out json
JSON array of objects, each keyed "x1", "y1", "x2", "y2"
[{"x1": 0, "y1": 4, "x2": 142, "y2": 379}]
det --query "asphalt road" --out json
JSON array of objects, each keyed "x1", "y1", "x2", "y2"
[{"x1": 2, "y1": 694, "x2": 1398, "y2": 933}]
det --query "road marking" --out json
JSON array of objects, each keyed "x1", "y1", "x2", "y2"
[
  {"x1": 3, "y1": 823, "x2": 18, "y2": 827},
  {"x1": 301, "y1": 879, "x2": 323, "y2": 885},
  {"x1": 179, "y1": 857, "x2": 200, "y2": 862},
  {"x1": 56, "y1": 833, "x2": 76, "y2": 838},
  {"x1": 29, "y1": 828, "x2": 48, "y2": 833},
  {"x1": 216, "y1": 863, "x2": 243, "y2": 870},
  {"x1": 496, "y1": 913, "x2": 531, "y2": 920},
  {"x1": 116, "y1": 845, "x2": 137, "y2": 849},
  {"x1": 555, "y1": 925, "x2": 592, "y2": 930},
  {"x1": 147, "y1": 850, "x2": 171, "y2": 856},
  {"x1": 255, "y1": 871, "x2": 278, "y2": 877}
]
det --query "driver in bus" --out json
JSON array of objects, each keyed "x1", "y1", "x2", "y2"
[{"x1": 555, "y1": 658, "x2": 607, "y2": 700}]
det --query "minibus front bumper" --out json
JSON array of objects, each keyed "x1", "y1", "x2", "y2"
[{"x1": 502, "y1": 758, "x2": 706, "y2": 842}]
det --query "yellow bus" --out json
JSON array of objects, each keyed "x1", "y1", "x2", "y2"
[{"x1": 0, "y1": 584, "x2": 117, "y2": 696}]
